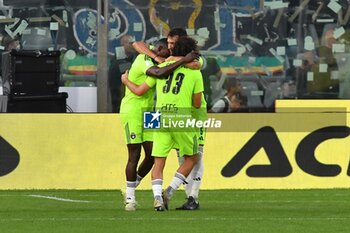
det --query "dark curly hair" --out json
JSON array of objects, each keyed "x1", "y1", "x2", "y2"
[
  {"x1": 168, "y1": 27, "x2": 187, "y2": 37},
  {"x1": 172, "y1": 36, "x2": 198, "y2": 57}
]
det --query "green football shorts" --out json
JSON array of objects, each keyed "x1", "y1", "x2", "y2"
[
  {"x1": 121, "y1": 113, "x2": 153, "y2": 144},
  {"x1": 173, "y1": 127, "x2": 206, "y2": 149},
  {"x1": 152, "y1": 130, "x2": 198, "y2": 157}
]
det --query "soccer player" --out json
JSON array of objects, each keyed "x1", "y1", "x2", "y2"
[
  {"x1": 120, "y1": 38, "x2": 198, "y2": 211},
  {"x1": 133, "y1": 28, "x2": 206, "y2": 210},
  {"x1": 133, "y1": 27, "x2": 201, "y2": 68},
  {"x1": 174, "y1": 95, "x2": 206, "y2": 210},
  {"x1": 121, "y1": 36, "x2": 204, "y2": 211}
]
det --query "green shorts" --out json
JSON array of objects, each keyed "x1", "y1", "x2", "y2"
[
  {"x1": 120, "y1": 112, "x2": 153, "y2": 144},
  {"x1": 152, "y1": 130, "x2": 198, "y2": 157},
  {"x1": 173, "y1": 127, "x2": 206, "y2": 149}
]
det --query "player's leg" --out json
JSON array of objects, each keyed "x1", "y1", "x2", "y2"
[
  {"x1": 189, "y1": 144, "x2": 204, "y2": 197},
  {"x1": 167, "y1": 154, "x2": 199, "y2": 196},
  {"x1": 188, "y1": 127, "x2": 205, "y2": 200},
  {"x1": 136, "y1": 140, "x2": 154, "y2": 187},
  {"x1": 187, "y1": 145, "x2": 204, "y2": 198},
  {"x1": 125, "y1": 143, "x2": 142, "y2": 210},
  {"x1": 176, "y1": 152, "x2": 192, "y2": 195},
  {"x1": 152, "y1": 157, "x2": 167, "y2": 211},
  {"x1": 176, "y1": 145, "x2": 203, "y2": 210},
  {"x1": 164, "y1": 153, "x2": 199, "y2": 210},
  {"x1": 177, "y1": 127, "x2": 205, "y2": 210},
  {"x1": 174, "y1": 143, "x2": 191, "y2": 195},
  {"x1": 121, "y1": 116, "x2": 144, "y2": 211},
  {"x1": 163, "y1": 132, "x2": 199, "y2": 209},
  {"x1": 151, "y1": 131, "x2": 173, "y2": 211}
]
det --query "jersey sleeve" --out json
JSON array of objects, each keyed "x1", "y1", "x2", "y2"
[
  {"x1": 145, "y1": 76, "x2": 157, "y2": 88},
  {"x1": 132, "y1": 54, "x2": 155, "y2": 75},
  {"x1": 141, "y1": 58, "x2": 156, "y2": 74}
]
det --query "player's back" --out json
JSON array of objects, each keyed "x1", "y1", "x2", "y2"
[{"x1": 155, "y1": 63, "x2": 203, "y2": 111}]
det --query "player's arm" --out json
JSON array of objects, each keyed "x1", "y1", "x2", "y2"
[
  {"x1": 132, "y1": 41, "x2": 165, "y2": 63},
  {"x1": 166, "y1": 56, "x2": 202, "y2": 70},
  {"x1": 146, "y1": 51, "x2": 199, "y2": 78},
  {"x1": 121, "y1": 70, "x2": 150, "y2": 96},
  {"x1": 192, "y1": 70, "x2": 204, "y2": 108},
  {"x1": 192, "y1": 92, "x2": 202, "y2": 109}
]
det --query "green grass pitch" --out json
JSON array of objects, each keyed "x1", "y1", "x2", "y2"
[{"x1": 0, "y1": 189, "x2": 350, "y2": 233}]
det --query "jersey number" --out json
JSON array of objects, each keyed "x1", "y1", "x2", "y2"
[{"x1": 162, "y1": 73, "x2": 185, "y2": 95}]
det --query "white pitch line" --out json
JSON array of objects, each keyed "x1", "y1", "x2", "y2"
[{"x1": 28, "y1": 194, "x2": 91, "y2": 203}]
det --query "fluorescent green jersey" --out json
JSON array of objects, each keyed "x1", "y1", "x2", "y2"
[
  {"x1": 120, "y1": 54, "x2": 156, "y2": 144},
  {"x1": 193, "y1": 94, "x2": 207, "y2": 121},
  {"x1": 146, "y1": 61, "x2": 204, "y2": 111},
  {"x1": 120, "y1": 54, "x2": 156, "y2": 114},
  {"x1": 146, "y1": 61, "x2": 204, "y2": 157},
  {"x1": 192, "y1": 56, "x2": 205, "y2": 118}
]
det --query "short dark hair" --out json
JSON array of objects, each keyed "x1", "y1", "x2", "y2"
[
  {"x1": 155, "y1": 38, "x2": 168, "y2": 48},
  {"x1": 172, "y1": 36, "x2": 197, "y2": 57},
  {"x1": 168, "y1": 28, "x2": 187, "y2": 37}
]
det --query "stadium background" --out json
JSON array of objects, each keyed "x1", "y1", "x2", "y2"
[
  {"x1": 0, "y1": 0, "x2": 350, "y2": 190},
  {"x1": 0, "y1": 2, "x2": 350, "y2": 232}
]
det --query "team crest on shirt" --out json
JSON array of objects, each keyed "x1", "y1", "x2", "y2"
[{"x1": 130, "y1": 132, "x2": 136, "y2": 139}]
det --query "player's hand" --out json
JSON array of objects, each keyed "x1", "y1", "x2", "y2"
[
  {"x1": 183, "y1": 51, "x2": 199, "y2": 63},
  {"x1": 121, "y1": 70, "x2": 129, "y2": 84}
]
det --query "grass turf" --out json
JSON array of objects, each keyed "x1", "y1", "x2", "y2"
[{"x1": 0, "y1": 189, "x2": 349, "y2": 233}]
